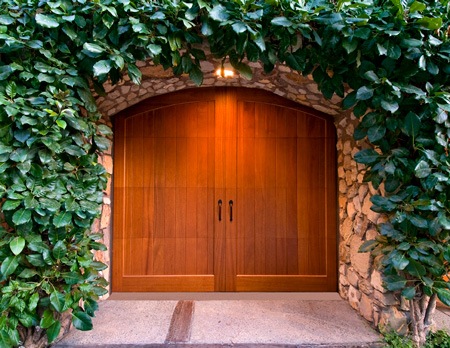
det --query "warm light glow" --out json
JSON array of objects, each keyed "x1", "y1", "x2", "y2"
[{"x1": 215, "y1": 68, "x2": 234, "y2": 78}]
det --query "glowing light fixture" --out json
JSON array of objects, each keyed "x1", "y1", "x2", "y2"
[{"x1": 216, "y1": 62, "x2": 234, "y2": 78}]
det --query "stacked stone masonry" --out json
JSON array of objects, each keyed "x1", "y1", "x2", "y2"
[{"x1": 92, "y1": 55, "x2": 407, "y2": 332}]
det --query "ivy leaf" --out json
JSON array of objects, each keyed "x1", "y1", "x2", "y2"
[
  {"x1": 416, "y1": 17, "x2": 443, "y2": 30},
  {"x1": 367, "y1": 124, "x2": 386, "y2": 143},
  {"x1": 29, "y1": 292, "x2": 39, "y2": 311},
  {"x1": 35, "y1": 14, "x2": 60, "y2": 28},
  {"x1": 2, "y1": 199, "x2": 21, "y2": 211},
  {"x1": 18, "y1": 269, "x2": 38, "y2": 278},
  {"x1": 47, "y1": 321, "x2": 61, "y2": 343},
  {"x1": 40, "y1": 309, "x2": 56, "y2": 329},
  {"x1": 10, "y1": 236, "x2": 25, "y2": 256},
  {"x1": 50, "y1": 291, "x2": 64, "y2": 312},
  {"x1": 56, "y1": 119, "x2": 67, "y2": 129},
  {"x1": 93, "y1": 60, "x2": 112, "y2": 76},
  {"x1": 342, "y1": 91, "x2": 357, "y2": 109},
  {"x1": 403, "y1": 112, "x2": 421, "y2": 137},
  {"x1": 52, "y1": 240, "x2": 67, "y2": 259},
  {"x1": 72, "y1": 309, "x2": 93, "y2": 331},
  {"x1": 384, "y1": 274, "x2": 407, "y2": 291},
  {"x1": 53, "y1": 212, "x2": 72, "y2": 228},
  {"x1": 406, "y1": 259, "x2": 426, "y2": 277},
  {"x1": 189, "y1": 65, "x2": 203, "y2": 86},
  {"x1": 0, "y1": 14, "x2": 14, "y2": 25},
  {"x1": 62, "y1": 272, "x2": 83, "y2": 285},
  {"x1": 436, "y1": 288, "x2": 450, "y2": 306},
  {"x1": 97, "y1": 124, "x2": 113, "y2": 136},
  {"x1": 415, "y1": 160, "x2": 431, "y2": 178},
  {"x1": 232, "y1": 22, "x2": 247, "y2": 34},
  {"x1": 82, "y1": 43, "x2": 105, "y2": 58},
  {"x1": 252, "y1": 32, "x2": 266, "y2": 52},
  {"x1": 401, "y1": 287, "x2": 416, "y2": 300},
  {"x1": 147, "y1": 44, "x2": 162, "y2": 56},
  {"x1": 342, "y1": 39, "x2": 358, "y2": 54},
  {"x1": 271, "y1": 17, "x2": 292, "y2": 27},
  {"x1": 0, "y1": 65, "x2": 13, "y2": 80},
  {"x1": 381, "y1": 100, "x2": 399, "y2": 113},
  {"x1": 232, "y1": 62, "x2": 252, "y2": 80},
  {"x1": 77, "y1": 88, "x2": 97, "y2": 113},
  {"x1": 127, "y1": 64, "x2": 142, "y2": 85},
  {"x1": 84, "y1": 298, "x2": 99, "y2": 317},
  {"x1": 1, "y1": 256, "x2": 19, "y2": 277},
  {"x1": 354, "y1": 149, "x2": 380, "y2": 165},
  {"x1": 12, "y1": 209, "x2": 32, "y2": 225},
  {"x1": 356, "y1": 86, "x2": 373, "y2": 101},
  {"x1": 391, "y1": 251, "x2": 409, "y2": 270},
  {"x1": 210, "y1": 5, "x2": 229, "y2": 21}
]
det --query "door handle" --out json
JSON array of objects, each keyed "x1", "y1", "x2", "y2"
[
  {"x1": 218, "y1": 199, "x2": 222, "y2": 221},
  {"x1": 229, "y1": 200, "x2": 233, "y2": 222}
]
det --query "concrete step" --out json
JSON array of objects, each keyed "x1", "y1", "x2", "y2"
[{"x1": 54, "y1": 295, "x2": 450, "y2": 348}]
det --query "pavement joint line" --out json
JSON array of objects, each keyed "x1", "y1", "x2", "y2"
[{"x1": 165, "y1": 300, "x2": 195, "y2": 343}]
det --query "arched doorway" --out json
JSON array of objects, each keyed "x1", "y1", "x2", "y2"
[{"x1": 112, "y1": 87, "x2": 337, "y2": 292}]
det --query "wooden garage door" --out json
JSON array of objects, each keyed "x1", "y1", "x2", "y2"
[{"x1": 112, "y1": 88, "x2": 337, "y2": 292}]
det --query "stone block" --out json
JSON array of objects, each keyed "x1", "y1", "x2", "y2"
[
  {"x1": 343, "y1": 140, "x2": 352, "y2": 155},
  {"x1": 353, "y1": 216, "x2": 369, "y2": 237},
  {"x1": 370, "y1": 269, "x2": 385, "y2": 293},
  {"x1": 374, "y1": 290, "x2": 399, "y2": 306},
  {"x1": 101, "y1": 205, "x2": 111, "y2": 230},
  {"x1": 339, "y1": 283, "x2": 349, "y2": 299},
  {"x1": 366, "y1": 228, "x2": 378, "y2": 241},
  {"x1": 360, "y1": 294, "x2": 374, "y2": 322},
  {"x1": 348, "y1": 285, "x2": 361, "y2": 310},
  {"x1": 362, "y1": 193, "x2": 380, "y2": 223},
  {"x1": 345, "y1": 123, "x2": 355, "y2": 136},
  {"x1": 358, "y1": 185, "x2": 368, "y2": 201},
  {"x1": 350, "y1": 235, "x2": 372, "y2": 278},
  {"x1": 379, "y1": 307, "x2": 408, "y2": 335},
  {"x1": 343, "y1": 155, "x2": 353, "y2": 169},
  {"x1": 347, "y1": 186, "x2": 358, "y2": 199},
  {"x1": 347, "y1": 267, "x2": 359, "y2": 288},
  {"x1": 352, "y1": 195, "x2": 362, "y2": 213},
  {"x1": 342, "y1": 217, "x2": 354, "y2": 245},
  {"x1": 359, "y1": 279, "x2": 374, "y2": 295},
  {"x1": 347, "y1": 201, "x2": 357, "y2": 220},
  {"x1": 339, "y1": 243, "x2": 350, "y2": 263}
]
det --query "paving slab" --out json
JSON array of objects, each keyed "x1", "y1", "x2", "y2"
[
  {"x1": 190, "y1": 301, "x2": 381, "y2": 345},
  {"x1": 56, "y1": 297, "x2": 386, "y2": 348},
  {"x1": 57, "y1": 300, "x2": 176, "y2": 346}
]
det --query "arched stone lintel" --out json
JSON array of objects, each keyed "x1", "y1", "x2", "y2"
[{"x1": 96, "y1": 58, "x2": 344, "y2": 122}]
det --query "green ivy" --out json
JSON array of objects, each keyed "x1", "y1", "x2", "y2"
[{"x1": 0, "y1": 0, "x2": 449, "y2": 346}]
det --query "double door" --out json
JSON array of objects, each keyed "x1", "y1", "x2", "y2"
[{"x1": 112, "y1": 87, "x2": 337, "y2": 292}]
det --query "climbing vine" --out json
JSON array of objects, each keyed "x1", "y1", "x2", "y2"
[{"x1": 0, "y1": 0, "x2": 449, "y2": 347}]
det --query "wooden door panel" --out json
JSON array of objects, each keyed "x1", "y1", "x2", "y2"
[
  {"x1": 234, "y1": 95, "x2": 336, "y2": 291},
  {"x1": 113, "y1": 99, "x2": 217, "y2": 292},
  {"x1": 113, "y1": 88, "x2": 337, "y2": 292}
]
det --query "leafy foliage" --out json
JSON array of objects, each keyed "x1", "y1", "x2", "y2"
[{"x1": 0, "y1": 0, "x2": 449, "y2": 346}]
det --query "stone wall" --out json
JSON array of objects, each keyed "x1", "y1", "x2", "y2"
[
  {"x1": 92, "y1": 56, "x2": 406, "y2": 332},
  {"x1": 335, "y1": 112, "x2": 409, "y2": 333}
]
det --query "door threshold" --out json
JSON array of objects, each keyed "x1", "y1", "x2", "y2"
[{"x1": 108, "y1": 292, "x2": 341, "y2": 301}]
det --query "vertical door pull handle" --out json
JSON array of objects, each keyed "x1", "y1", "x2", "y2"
[
  {"x1": 218, "y1": 200, "x2": 222, "y2": 221},
  {"x1": 229, "y1": 200, "x2": 233, "y2": 222}
]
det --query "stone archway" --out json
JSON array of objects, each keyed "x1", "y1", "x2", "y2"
[{"x1": 92, "y1": 57, "x2": 407, "y2": 331}]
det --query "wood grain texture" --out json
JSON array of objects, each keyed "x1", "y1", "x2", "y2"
[
  {"x1": 112, "y1": 87, "x2": 337, "y2": 292},
  {"x1": 165, "y1": 301, "x2": 195, "y2": 343}
]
